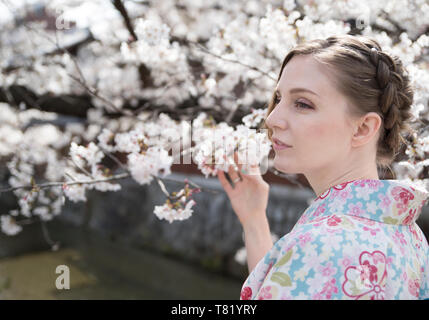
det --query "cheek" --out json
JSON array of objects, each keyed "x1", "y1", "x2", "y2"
[
  {"x1": 308, "y1": 124, "x2": 327, "y2": 137},
  {"x1": 302, "y1": 121, "x2": 345, "y2": 149},
  {"x1": 301, "y1": 122, "x2": 329, "y2": 143}
]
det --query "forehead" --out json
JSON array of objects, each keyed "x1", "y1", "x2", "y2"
[{"x1": 277, "y1": 54, "x2": 336, "y2": 94}]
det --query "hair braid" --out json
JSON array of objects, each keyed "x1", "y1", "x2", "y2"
[{"x1": 366, "y1": 45, "x2": 414, "y2": 165}]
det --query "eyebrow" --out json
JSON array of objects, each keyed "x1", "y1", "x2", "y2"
[{"x1": 275, "y1": 87, "x2": 320, "y2": 97}]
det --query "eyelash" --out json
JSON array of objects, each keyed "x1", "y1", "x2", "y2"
[{"x1": 274, "y1": 96, "x2": 313, "y2": 109}]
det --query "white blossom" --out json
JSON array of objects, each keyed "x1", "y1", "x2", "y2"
[
  {"x1": 114, "y1": 129, "x2": 145, "y2": 153},
  {"x1": 234, "y1": 232, "x2": 279, "y2": 265},
  {"x1": 127, "y1": 146, "x2": 173, "y2": 185},
  {"x1": 0, "y1": 0, "x2": 428, "y2": 238},
  {"x1": 242, "y1": 108, "x2": 267, "y2": 128},
  {"x1": 0, "y1": 215, "x2": 22, "y2": 236},
  {"x1": 63, "y1": 183, "x2": 88, "y2": 203},
  {"x1": 97, "y1": 128, "x2": 116, "y2": 152},
  {"x1": 153, "y1": 199, "x2": 196, "y2": 223},
  {"x1": 69, "y1": 142, "x2": 104, "y2": 168}
]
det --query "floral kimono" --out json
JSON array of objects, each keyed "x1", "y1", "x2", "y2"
[{"x1": 240, "y1": 179, "x2": 429, "y2": 300}]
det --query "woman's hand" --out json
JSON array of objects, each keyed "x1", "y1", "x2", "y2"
[
  {"x1": 218, "y1": 151, "x2": 273, "y2": 273},
  {"x1": 217, "y1": 152, "x2": 270, "y2": 227}
]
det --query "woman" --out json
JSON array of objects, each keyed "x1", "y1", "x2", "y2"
[{"x1": 217, "y1": 34, "x2": 429, "y2": 300}]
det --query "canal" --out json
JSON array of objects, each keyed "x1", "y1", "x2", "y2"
[{"x1": 0, "y1": 220, "x2": 244, "y2": 299}]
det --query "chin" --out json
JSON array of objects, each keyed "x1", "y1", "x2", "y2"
[{"x1": 273, "y1": 156, "x2": 294, "y2": 174}]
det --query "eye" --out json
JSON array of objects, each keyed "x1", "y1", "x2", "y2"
[
  {"x1": 273, "y1": 94, "x2": 281, "y2": 105},
  {"x1": 294, "y1": 100, "x2": 313, "y2": 110}
]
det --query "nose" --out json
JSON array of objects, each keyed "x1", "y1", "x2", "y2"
[{"x1": 265, "y1": 104, "x2": 287, "y2": 131}]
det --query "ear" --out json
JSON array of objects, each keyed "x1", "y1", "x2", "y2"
[{"x1": 351, "y1": 112, "x2": 382, "y2": 148}]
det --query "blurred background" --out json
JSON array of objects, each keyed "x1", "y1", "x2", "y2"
[{"x1": 0, "y1": 0, "x2": 428, "y2": 299}]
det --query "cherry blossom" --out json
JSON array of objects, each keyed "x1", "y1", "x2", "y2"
[{"x1": 0, "y1": 0, "x2": 427, "y2": 246}]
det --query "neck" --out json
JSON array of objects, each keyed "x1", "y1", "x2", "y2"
[{"x1": 306, "y1": 161, "x2": 380, "y2": 198}]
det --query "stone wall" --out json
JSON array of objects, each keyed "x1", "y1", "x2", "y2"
[
  {"x1": 1, "y1": 172, "x2": 429, "y2": 281},
  {"x1": 56, "y1": 172, "x2": 314, "y2": 279}
]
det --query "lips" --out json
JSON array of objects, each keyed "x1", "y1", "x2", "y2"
[{"x1": 272, "y1": 137, "x2": 291, "y2": 147}]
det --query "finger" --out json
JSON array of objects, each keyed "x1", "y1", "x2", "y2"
[
  {"x1": 233, "y1": 151, "x2": 243, "y2": 173},
  {"x1": 217, "y1": 170, "x2": 233, "y2": 193},
  {"x1": 234, "y1": 151, "x2": 248, "y2": 181},
  {"x1": 228, "y1": 159, "x2": 242, "y2": 184},
  {"x1": 241, "y1": 161, "x2": 261, "y2": 176},
  {"x1": 235, "y1": 150, "x2": 261, "y2": 176}
]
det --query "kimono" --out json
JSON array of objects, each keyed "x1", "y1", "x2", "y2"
[{"x1": 240, "y1": 179, "x2": 429, "y2": 300}]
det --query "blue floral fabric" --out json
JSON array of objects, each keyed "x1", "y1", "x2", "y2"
[{"x1": 240, "y1": 179, "x2": 429, "y2": 300}]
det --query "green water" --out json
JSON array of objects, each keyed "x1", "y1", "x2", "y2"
[{"x1": 0, "y1": 225, "x2": 244, "y2": 299}]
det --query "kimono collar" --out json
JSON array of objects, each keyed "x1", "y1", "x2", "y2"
[{"x1": 302, "y1": 179, "x2": 429, "y2": 226}]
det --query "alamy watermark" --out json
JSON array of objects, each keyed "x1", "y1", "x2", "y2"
[
  {"x1": 55, "y1": 264, "x2": 70, "y2": 290},
  {"x1": 55, "y1": 8, "x2": 71, "y2": 30},
  {"x1": 157, "y1": 122, "x2": 271, "y2": 175}
]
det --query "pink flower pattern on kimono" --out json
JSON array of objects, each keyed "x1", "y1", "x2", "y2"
[
  {"x1": 240, "y1": 286, "x2": 252, "y2": 300},
  {"x1": 403, "y1": 208, "x2": 417, "y2": 225},
  {"x1": 348, "y1": 202, "x2": 365, "y2": 217},
  {"x1": 362, "y1": 226, "x2": 381, "y2": 236},
  {"x1": 408, "y1": 224, "x2": 423, "y2": 249},
  {"x1": 378, "y1": 193, "x2": 392, "y2": 211},
  {"x1": 298, "y1": 232, "x2": 312, "y2": 246},
  {"x1": 320, "y1": 278, "x2": 339, "y2": 299},
  {"x1": 392, "y1": 186, "x2": 415, "y2": 215},
  {"x1": 313, "y1": 203, "x2": 326, "y2": 217},
  {"x1": 326, "y1": 215, "x2": 342, "y2": 227},
  {"x1": 239, "y1": 179, "x2": 429, "y2": 300},
  {"x1": 408, "y1": 279, "x2": 420, "y2": 297},
  {"x1": 258, "y1": 286, "x2": 273, "y2": 300},
  {"x1": 342, "y1": 250, "x2": 388, "y2": 300},
  {"x1": 318, "y1": 261, "x2": 337, "y2": 277},
  {"x1": 392, "y1": 229, "x2": 408, "y2": 255},
  {"x1": 340, "y1": 255, "x2": 353, "y2": 269}
]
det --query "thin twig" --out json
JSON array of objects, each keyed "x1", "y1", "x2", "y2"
[
  {"x1": 67, "y1": 156, "x2": 94, "y2": 178},
  {"x1": 41, "y1": 220, "x2": 61, "y2": 251},
  {"x1": 97, "y1": 145, "x2": 129, "y2": 172},
  {"x1": 0, "y1": 173, "x2": 131, "y2": 194},
  {"x1": 66, "y1": 72, "x2": 124, "y2": 114},
  {"x1": 64, "y1": 172, "x2": 78, "y2": 181},
  {"x1": 55, "y1": 30, "x2": 88, "y2": 84},
  {"x1": 188, "y1": 40, "x2": 277, "y2": 81},
  {"x1": 158, "y1": 174, "x2": 222, "y2": 196},
  {"x1": 154, "y1": 176, "x2": 171, "y2": 198},
  {"x1": 380, "y1": 10, "x2": 406, "y2": 34},
  {"x1": 21, "y1": 22, "x2": 125, "y2": 114},
  {"x1": 0, "y1": 167, "x2": 220, "y2": 195},
  {"x1": 15, "y1": 218, "x2": 37, "y2": 226}
]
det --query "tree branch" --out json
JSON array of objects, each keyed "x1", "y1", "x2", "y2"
[
  {"x1": 112, "y1": 0, "x2": 138, "y2": 41},
  {"x1": 111, "y1": 0, "x2": 155, "y2": 88},
  {"x1": 0, "y1": 173, "x2": 131, "y2": 194},
  {"x1": 186, "y1": 39, "x2": 277, "y2": 82}
]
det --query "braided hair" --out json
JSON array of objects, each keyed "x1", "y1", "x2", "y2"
[
  {"x1": 366, "y1": 44, "x2": 414, "y2": 165},
  {"x1": 263, "y1": 34, "x2": 414, "y2": 177}
]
